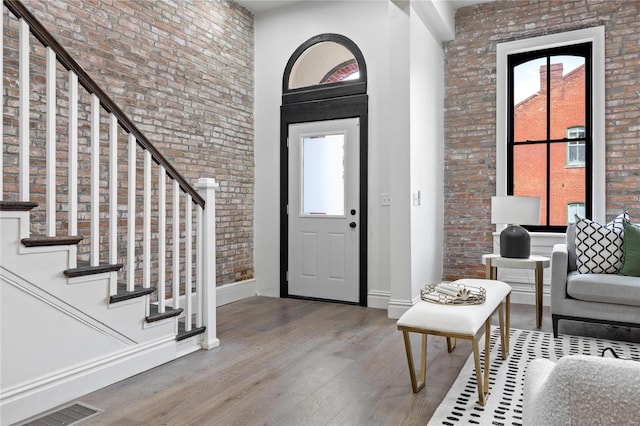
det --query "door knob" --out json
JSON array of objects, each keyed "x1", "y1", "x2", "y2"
[{"x1": 349, "y1": 222, "x2": 357, "y2": 228}]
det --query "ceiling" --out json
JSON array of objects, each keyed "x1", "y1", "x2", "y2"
[{"x1": 236, "y1": 0, "x2": 495, "y2": 16}]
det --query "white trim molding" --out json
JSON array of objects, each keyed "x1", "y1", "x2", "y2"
[
  {"x1": 367, "y1": 290, "x2": 391, "y2": 310},
  {"x1": 216, "y1": 279, "x2": 257, "y2": 307},
  {"x1": 387, "y1": 295, "x2": 421, "y2": 319}
]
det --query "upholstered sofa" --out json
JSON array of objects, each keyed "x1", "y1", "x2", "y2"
[
  {"x1": 523, "y1": 355, "x2": 640, "y2": 425},
  {"x1": 550, "y1": 220, "x2": 640, "y2": 337}
]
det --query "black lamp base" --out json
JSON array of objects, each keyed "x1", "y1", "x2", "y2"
[{"x1": 500, "y1": 225, "x2": 531, "y2": 259}]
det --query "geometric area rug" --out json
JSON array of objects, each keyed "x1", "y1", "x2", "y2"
[{"x1": 428, "y1": 327, "x2": 640, "y2": 426}]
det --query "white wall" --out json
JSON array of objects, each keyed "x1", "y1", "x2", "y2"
[
  {"x1": 409, "y1": 5, "x2": 445, "y2": 298},
  {"x1": 253, "y1": 0, "x2": 445, "y2": 317}
]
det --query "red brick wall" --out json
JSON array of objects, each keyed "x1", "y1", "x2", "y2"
[
  {"x1": 443, "y1": 0, "x2": 640, "y2": 280},
  {"x1": 3, "y1": 0, "x2": 255, "y2": 285}
]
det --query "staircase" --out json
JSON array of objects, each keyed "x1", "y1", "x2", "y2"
[{"x1": 0, "y1": 1, "x2": 219, "y2": 424}]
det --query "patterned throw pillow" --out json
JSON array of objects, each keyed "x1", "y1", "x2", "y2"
[{"x1": 575, "y1": 213, "x2": 628, "y2": 274}]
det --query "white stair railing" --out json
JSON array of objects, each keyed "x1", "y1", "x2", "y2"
[{"x1": 2, "y1": 0, "x2": 218, "y2": 348}]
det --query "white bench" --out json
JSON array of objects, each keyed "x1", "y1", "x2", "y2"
[{"x1": 396, "y1": 278, "x2": 511, "y2": 406}]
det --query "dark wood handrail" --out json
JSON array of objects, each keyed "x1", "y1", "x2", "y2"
[{"x1": 4, "y1": 0, "x2": 205, "y2": 207}]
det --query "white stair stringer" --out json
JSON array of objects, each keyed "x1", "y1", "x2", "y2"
[
  {"x1": 0, "y1": 210, "x2": 188, "y2": 426},
  {"x1": 0, "y1": 211, "x2": 176, "y2": 342}
]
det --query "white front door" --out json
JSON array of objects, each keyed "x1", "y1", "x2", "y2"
[{"x1": 288, "y1": 118, "x2": 360, "y2": 303}]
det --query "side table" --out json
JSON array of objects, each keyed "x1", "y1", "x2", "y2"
[{"x1": 482, "y1": 254, "x2": 550, "y2": 328}]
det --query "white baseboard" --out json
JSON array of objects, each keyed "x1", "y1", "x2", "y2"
[
  {"x1": 216, "y1": 279, "x2": 256, "y2": 306},
  {"x1": 387, "y1": 296, "x2": 420, "y2": 319},
  {"x1": 367, "y1": 290, "x2": 390, "y2": 310},
  {"x1": 2, "y1": 336, "x2": 177, "y2": 426}
]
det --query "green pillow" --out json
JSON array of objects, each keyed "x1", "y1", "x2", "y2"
[{"x1": 620, "y1": 221, "x2": 640, "y2": 277}]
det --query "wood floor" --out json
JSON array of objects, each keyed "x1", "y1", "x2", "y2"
[{"x1": 71, "y1": 297, "x2": 639, "y2": 425}]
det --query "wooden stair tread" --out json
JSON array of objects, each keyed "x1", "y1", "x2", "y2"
[
  {"x1": 64, "y1": 262, "x2": 123, "y2": 278},
  {"x1": 0, "y1": 201, "x2": 39, "y2": 211},
  {"x1": 22, "y1": 235, "x2": 83, "y2": 247},
  {"x1": 109, "y1": 285, "x2": 156, "y2": 304},
  {"x1": 176, "y1": 326, "x2": 206, "y2": 341},
  {"x1": 146, "y1": 305, "x2": 183, "y2": 323}
]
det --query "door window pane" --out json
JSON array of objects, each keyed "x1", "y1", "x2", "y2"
[{"x1": 302, "y1": 133, "x2": 345, "y2": 216}]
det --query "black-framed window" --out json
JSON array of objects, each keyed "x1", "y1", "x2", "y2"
[
  {"x1": 508, "y1": 42, "x2": 592, "y2": 232},
  {"x1": 282, "y1": 33, "x2": 367, "y2": 105}
]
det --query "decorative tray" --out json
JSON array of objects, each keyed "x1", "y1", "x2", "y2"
[{"x1": 420, "y1": 282, "x2": 486, "y2": 305}]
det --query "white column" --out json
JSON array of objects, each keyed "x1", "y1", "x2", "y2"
[
  {"x1": 387, "y1": 0, "x2": 414, "y2": 319},
  {"x1": 195, "y1": 178, "x2": 219, "y2": 350}
]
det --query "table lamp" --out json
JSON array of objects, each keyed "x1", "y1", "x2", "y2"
[{"x1": 491, "y1": 196, "x2": 540, "y2": 259}]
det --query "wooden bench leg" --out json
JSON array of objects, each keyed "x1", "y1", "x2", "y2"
[
  {"x1": 471, "y1": 335, "x2": 486, "y2": 406},
  {"x1": 446, "y1": 337, "x2": 456, "y2": 352},
  {"x1": 402, "y1": 330, "x2": 426, "y2": 393},
  {"x1": 506, "y1": 293, "x2": 511, "y2": 353},
  {"x1": 498, "y1": 300, "x2": 506, "y2": 360},
  {"x1": 472, "y1": 319, "x2": 492, "y2": 406},
  {"x1": 484, "y1": 318, "x2": 491, "y2": 394}
]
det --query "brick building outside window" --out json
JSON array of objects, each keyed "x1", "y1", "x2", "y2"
[{"x1": 511, "y1": 60, "x2": 588, "y2": 226}]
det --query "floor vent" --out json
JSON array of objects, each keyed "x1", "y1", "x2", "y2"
[{"x1": 21, "y1": 402, "x2": 102, "y2": 426}]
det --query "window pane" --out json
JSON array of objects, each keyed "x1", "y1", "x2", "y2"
[
  {"x1": 566, "y1": 126, "x2": 586, "y2": 166},
  {"x1": 514, "y1": 143, "x2": 546, "y2": 223},
  {"x1": 550, "y1": 55, "x2": 585, "y2": 140},
  {"x1": 567, "y1": 203, "x2": 585, "y2": 224},
  {"x1": 289, "y1": 42, "x2": 359, "y2": 90},
  {"x1": 514, "y1": 57, "x2": 547, "y2": 141},
  {"x1": 551, "y1": 143, "x2": 585, "y2": 226},
  {"x1": 302, "y1": 133, "x2": 345, "y2": 216}
]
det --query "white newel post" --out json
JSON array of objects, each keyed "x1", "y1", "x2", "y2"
[{"x1": 196, "y1": 178, "x2": 220, "y2": 350}]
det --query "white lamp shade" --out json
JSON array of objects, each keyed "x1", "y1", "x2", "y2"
[{"x1": 491, "y1": 196, "x2": 540, "y2": 225}]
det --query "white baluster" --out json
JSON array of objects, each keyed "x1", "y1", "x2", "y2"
[
  {"x1": 143, "y1": 150, "x2": 151, "y2": 289},
  {"x1": 109, "y1": 114, "x2": 118, "y2": 268},
  {"x1": 196, "y1": 205, "x2": 203, "y2": 328},
  {"x1": 46, "y1": 47, "x2": 56, "y2": 236},
  {"x1": 19, "y1": 19, "x2": 29, "y2": 201},
  {"x1": 108, "y1": 116, "x2": 118, "y2": 295},
  {"x1": 127, "y1": 134, "x2": 136, "y2": 292},
  {"x1": 90, "y1": 94, "x2": 100, "y2": 266},
  {"x1": 185, "y1": 194, "x2": 192, "y2": 331},
  {"x1": 68, "y1": 72, "x2": 78, "y2": 236},
  {"x1": 158, "y1": 166, "x2": 166, "y2": 313},
  {"x1": 172, "y1": 180, "x2": 180, "y2": 309},
  {"x1": 1, "y1": 12, "x2": 3, "y2": 199}
]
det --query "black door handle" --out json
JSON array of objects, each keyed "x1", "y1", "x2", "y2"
[{"x1": 349, "y1": 222, "x2": 357, "y2": 228}]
